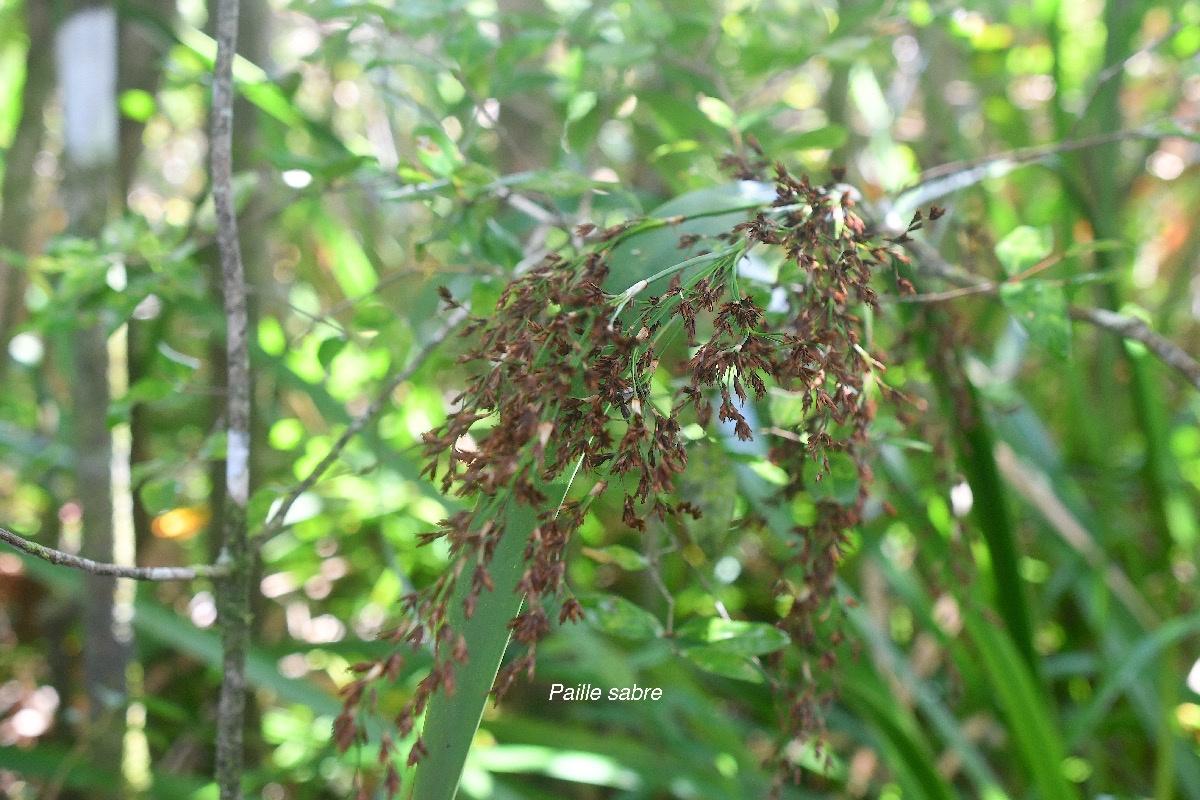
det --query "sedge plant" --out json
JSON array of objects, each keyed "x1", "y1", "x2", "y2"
[{"x1": 333, "y1": 155, "x2": 925, "y2": 798}]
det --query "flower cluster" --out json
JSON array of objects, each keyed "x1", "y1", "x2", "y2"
[{"x1": 335, "y1": 157, "x2": 908, "y2": 794}]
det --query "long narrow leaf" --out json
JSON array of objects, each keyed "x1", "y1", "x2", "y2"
[
  {"x1": 966, "y1": 613, "x2": 1081, "y2": 800},
  {"x1": 839, "y1": 679, "x2": 957, "y2": 800},
  {"x1": 839, "y1": 580, "x2": 1005, "y2": 797},
  {"x1": 410, "y1": 499, "x2": 538, "y2": 800},
  {"x1": 895, "y1": 255, "x2": 1037, "y2": 673},
  {"x1": 1066, "y1": 611, "x2": 1200, "y2": 749}
]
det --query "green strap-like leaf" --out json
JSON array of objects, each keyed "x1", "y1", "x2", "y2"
[
  {"x1": 966, "y1": 612, "x2": 1081, "y2": 800},
  {"x1": 839, "y1": 679, "x2": 957, "y2": 800},
  {"x1": 411, "y1": 499, "x2": 538, "y2": 800}
]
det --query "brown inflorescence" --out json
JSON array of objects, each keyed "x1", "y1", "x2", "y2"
[{"x1": 336, "y1": 157, "x2": 910, "y2": 795}]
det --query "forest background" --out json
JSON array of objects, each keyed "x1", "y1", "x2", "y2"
[{"x1": 1, "y1": 0, "x2": 1200, "y2": 799}]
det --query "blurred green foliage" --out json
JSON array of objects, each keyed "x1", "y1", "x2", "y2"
[{"x1": 0, "y1": 0, "x2": 1198, "y2": 798}]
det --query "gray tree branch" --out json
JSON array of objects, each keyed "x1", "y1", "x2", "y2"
[
  {"x1": 0, "y1": 526, "x2": 225, "y2": 580},
  {"x1": 210, "y1": 0, "x2": 252, "y2": 797},
  {"x1": 901, "y1": 238, "x2": 1200, "y2": 393}
]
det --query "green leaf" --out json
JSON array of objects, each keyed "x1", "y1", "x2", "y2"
[
  {"x1": 1066, "y1": 611, "x2": 1200, "y2": 749},
  {"x1": 352, "y1": 300, "x2": 392, "y2": 331},
  {"x1": 781, "y1": 738, "x2": 848, "y2": 780},
  {"x1": 505, "y1": 170, "x2": 617, "y2": 197},
  {"x1": 316, "y1": 336, "x2": 346, "y2": 372},
  {"x1": 580, "y1": 594, "x2": 663, "y2": 640},
  {"x1": 140, "y1": 477, "x2": 183, "y2": 514},
  {"x1": 603, "y1": 182, "x2": 772, "y2": 299},
  {"x1": 999, "y1": 281, "x2": 1071, "y2": 359},
  {"x1": 803, "y1": 451, "x2": 860, "y2": 505},
  {"x1": 841, "y1": 580, "x2": 1006, "y2": 796},
  {"x1": 269, "y1": 418, "x2": 305, "y2": 451},
  {"x1": 315, "y1": 216, "x2": 378, "y2": 298},
  {"x1": 412, "y1": 500, "x2": 539, "y2": 800},
  {"x1": 566, "y1": 90, "x2": 598, "y2": 122},
  {"x1": 747, "y1": 460, "x2": 788, "y2": 486},
  {"x1": 995, "y1": 225, "x2": 1052, "y2": 277},
  {"x1": 697, "y1": 94, "x2": 736, "y2": 129},
  {"x1": 676, "y1": 618, "x2": 790, "y2": 656},
  {"x1": 642, "y1": 90, "x2": 714, "y2": 140},
  {"x1": 480, "y1": 219, "x2": 524, "y2": 268},
  {"x1": 774, "y1": 125, "x2": 848, "y2": 151},
  {"x1": 966, "y1": 613, "x2": 1082, "y2": 800},
  {"x1": 414, "y1": 123, "x2": 463, "y2": 178},
  {"x1": 840, "y1": 680, "x2": 957, "y2": 800},
  {"x1": 680, "y1": 646, "x2": 764, "y2": 683},
  {"x1": 451, "y1": 162, "x2": 499, "y2": 197},
  {"x1": 126, "y1": 376, "x2": 175, "y2": 404},
  {"x1": 581, "y1": 545, "x2": 649, "y2": 571}
]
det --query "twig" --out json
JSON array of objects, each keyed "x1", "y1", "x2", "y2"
[
  {"x1": 910, "y1": 127, "x2": 1180, "y2": 187},
  {"x1": 2, "y1": 300, "x2": 471, "y2": 577},
  {"x1": 894, "y1": 125, "x2": 1191, "y2": 212},
  {"x1": 1070, "y1": 24, "x2": 1185, "y2": 138},
  {"x1": 1067, "y1": 306, "x2": 1200, "y2": 390},
  {"x1": 250, "y1": 305, "x2": 470, "y2": 552},
  {"x1": 0, "y1": 526, "x2": 226, "y2": 580},
  {"x1": 894, "y1": 282, "x2": 996, "y2": 303},
  {"x1": 901, "y1": 238, "x2": 1200, "y2": 393}
]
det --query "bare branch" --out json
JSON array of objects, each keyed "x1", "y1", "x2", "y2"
[
  {"x1": 893, "y1": 125, "x2": 1192, "y2": 212},
  {"x1": 911, "y1": 126, "x2": 1184, "y2": 187},
  {"x1": 893, "y1": 282, "x2": 997, "y2": 303},
  {"x1": 251, "y1": 305, "x2": 470, "y2": 552},
  {"x1": 901, "y1": 238, "x2": 1200, "y2": 393},
  {"x1": 0, "y1": 526, "x2": 227, "y2": 580},
  {"x1": 1067, "y1": 306, "x2": 1200, "y2": 391},
  {"x1": 1070, "y1": 24, "x2": 1185, "y2": 138}
]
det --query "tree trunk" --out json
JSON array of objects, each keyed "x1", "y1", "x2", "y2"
[{"x1": 55, "y1": 3, "x2": 127, "y2": 794}]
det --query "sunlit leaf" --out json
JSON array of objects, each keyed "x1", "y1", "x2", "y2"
[
  {"x1": 680, "y1": 646, "x2": 764, "y2": 683},
  {"x1": 698, "y1": 94, "x2": 736, "y2": 129},
  {"x1": 566, "y1": 91, "x2": 598, "y2": 123},
  {"x1": 1000, "y1": 281, "x2": 1071, "y2": 359},
  {"x1": 676, "y1": 618, "x2": 790, "y2": 656},
  {"x1": 580, "y1": 594, "x2": 663, "y2": 640},
  {"x1": 119, "y1": 89, "x2": 155, "y2": 122},
  {"x1": 995, "y1": 225, "x2": 1052, "y2": 277},
  {"x1": 581, "y1": 545, "x2": 649, "y2": 571},
  {"x1": 315, "y1": 215, "x2": 378, "y2": 297},
  {"x1": 774, "y1": 125, "x2": 848, "y2": 151}
]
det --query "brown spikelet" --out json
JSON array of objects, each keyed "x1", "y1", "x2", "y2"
[{"x1": 336, "y1": 154, "x2": 910, "y2": 796}]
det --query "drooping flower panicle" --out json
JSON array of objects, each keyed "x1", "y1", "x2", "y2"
[{"x1": 338, "y1": 157, "x2": 906, "y2": 795}]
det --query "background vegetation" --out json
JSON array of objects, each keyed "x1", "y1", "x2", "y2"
[{"x1": 0, "y1": 0, "x2": 1199, "y2": 798}]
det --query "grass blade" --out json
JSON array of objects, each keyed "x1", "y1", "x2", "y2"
[
  {"x1": 966, "y1": 612, "x2": 1081, "y2": 800},
  {"x1": 839, "y1": 678, "x2": 958, "y2": 800},
  {"x1": 411, "y1": 499, "x2": 538, "y2": 800}
]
